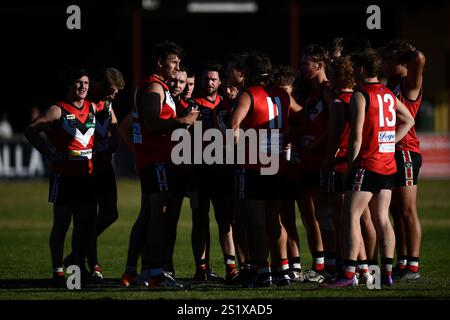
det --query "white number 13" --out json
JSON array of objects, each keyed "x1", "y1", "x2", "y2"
[{"x1": 377, "y1": 94, "x2": 396, "y2": 128}]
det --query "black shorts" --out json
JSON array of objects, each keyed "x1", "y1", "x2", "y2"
[
  {"x1": 193, "y1": 164, "x2": 234, "y2": 197},
  {"x1": 236, "y1": 168, "x2": 282, "y2": 200},
  {"x1": 48, "y1": 173, "x2": 95, "y2": 205},
  {"x1": 298, "y1": 169, "x2": 325, "y2": 189},
  {"x1": 327, "y1": 170, "x2": 345, "y2": 193},
  {"x1": 344, "y1": 168, "x2": 395, "y2": 193},
  {"x1": 139, "y1": 162, "x2": 184, "y2": 195},
  {"x1": 93, "y1": 161, "x2": 117, "y2": 199},
  {"x1": 394, "y1": 150, "x2": 422, "y2": 187}
]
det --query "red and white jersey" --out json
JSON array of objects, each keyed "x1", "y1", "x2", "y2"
[
  {"x1": 297, "y1": 81, "x2": 330, "y2": 171},
  {"x1": 239, "y1": 86, "x2": 290, "y2": 172},
  {"x1": 192, "y1": 94, "x2": 222, "y2": 130},
  {"x1": 357, "y1": 83, "x2": 397, "y2": 175},
  {"x1": 132, "y1": 74, "x2": 177, "y2": 169},
  {"x1": 335, "y1": 91, "x2": 353, "y2": 173},
  {"x1": 47, "y1": 100, "x2": 96, "y2": 176},
  {"x1": 176, "y1": 98, "x2": 191, "y2": 115},
  {"x1": 387, "y1": 78, "x2": 422, "y2": 154},
  {"x1": 94, "y1": 99, "x2": 113, "y2": 164}
]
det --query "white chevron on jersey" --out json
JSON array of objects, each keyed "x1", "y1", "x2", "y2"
[
  {"x1": 165, "y1": 90, "x2": 177, "y2": 115},
  {"x1": 61, "y1": 118, "x2": 96, "y2": 148}
]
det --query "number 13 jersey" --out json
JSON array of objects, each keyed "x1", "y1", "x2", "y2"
[{"x1": 357, "y1": 83, "x2": 397, "y2": 175}]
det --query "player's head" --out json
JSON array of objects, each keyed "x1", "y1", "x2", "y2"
[
  {"x1": 330, "y1": 56, "x2": 355, "y2": 90},
  {"x1": 222, "y1": 79, "x2": 239, "y2": 101},
  {"x1": 94, "y1": 67, "x2": 125, "y2": 102},
  {"x1": 226, "y1": 52, "x2": 248, "y2": 89},
  {"x1": 273, "y1": 65, "x2": 296, "y2": 95},
  {"x1": 184, "y1": 67, "x2": 195, "y2": 99},
  {"x1": 328, "y1": 37, "x2": 344, "y2": 62},
  {"x1": 381, "y1": 39, "x2": 413, "y2": 78},
  {"x1": 300, "y1": 44, "x2": 330, "y2": 80},
  {"x1": 169, "y1": 68, "x2": 188, "y2": 98},
  {"x1": 350, "y1": 49, "x2": 383, "y2": 83},
  {"x1": 341, "y1": 37, "x2": 371, "y2": 56},
  {"x1": 66, "y1": 68, "x2": 90, "y2": 101},
  {"x1": 200, "y1": 62, "x2": 222, "y2": 96},
  {"x1": 152, "y1": 41, "x2": 184, "y2": 81},
  {"x1": 244, "y1": 51, "x2": 273, "y2": 87}
]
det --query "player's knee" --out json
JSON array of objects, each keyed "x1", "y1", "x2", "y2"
[{"x1": 401, "y1": 205, "x2": 417, "y2": 219}]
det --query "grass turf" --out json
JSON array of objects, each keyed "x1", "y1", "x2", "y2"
[{"x1": 0, "y1": 179, "x2": 449, "y2": 300}]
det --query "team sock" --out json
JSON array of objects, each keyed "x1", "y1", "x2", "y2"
[
  {"x1": 407, "y1": 256, "x2": 419, "y2": 273},
  {"x1": 312, "y1": 251, "x2": 325, "y2": 272},
  {"x1": 381, "y1": 257, "x2": 394, "y2": 277}
]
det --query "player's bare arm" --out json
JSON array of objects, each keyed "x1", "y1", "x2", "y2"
[
  {"x1": 405, "y1": 49, "x2": 426, "y2": 101},
  {"x1": 142, "y1": 82, "x2": 198, "y2": 133},
  {"x1": 395, "y1": 97, "x2": 415, "y2": 143},
  {"x1": 108, "y1": 107, "x2": 120, "y2": 153},
  {"x1": 24, "y1": 105, "x2": 64, "y2": 162},
  {"x1": 345, "y1": 91, "x2": 366, "y2": 174},
  {"x1": 289, "y1": 95, "x2": 302, "y2": 113},
  {"x1": 118, "y1": 111, "x2": 134, "y2": 152},
  {"x1": 325, "y1": 98, "x2": 345, "y2": 167},
  {"x1": 230, "y1": 90, "x2": 251, "y2": 144}
]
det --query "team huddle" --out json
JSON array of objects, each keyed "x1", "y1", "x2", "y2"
[{"x1": 25, "y1": 36, "x2": 425, "y2": 289}]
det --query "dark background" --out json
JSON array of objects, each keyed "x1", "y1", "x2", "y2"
[{"x1": 1, "y1": 0, "x2": 449, "y2": 131}]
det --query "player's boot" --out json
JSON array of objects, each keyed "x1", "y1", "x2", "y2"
[
  {"x1": 277, "y1": 270, "x2": 291, "y2": 287},
  {"x1": 120, "y1": 271, "x2": 139, "y2": 287},
  {"x1": 225, "y1": 268, "x2": 240, "y2": 285},
  {"x1": 288, "y1": 269, "x2": 305, "y2": 283},
  {"x1": 90, "y1": 265, "x2": 104, "y2": 283},
  {"x1": 304, "y1": 269, "x2": 325, "y2": 283},
  {"x1": 52, "y1": 271, "x2": 66, "y2": 288},
  {"x1": 381, "y1": 273, "x2": 394, "y2": 286},
  {"x1": 320, "y1": 275, "x2": 358, "y2": 288},
  {"x1": 206, "y1": 268, "x2": 225, "y2": 281},
  {"x1": 148, "y1": 273, "x2": 184, "y2": 288},
  {"x1": 358, "y1": 272, "x2": 374, "y2": 286}
]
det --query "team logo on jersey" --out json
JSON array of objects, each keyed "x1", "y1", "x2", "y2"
[
  {"x1": 378, "y1": 131, "x2": 395, "y2": 143},
  {"x1": 66, "y1": 114, "x2": 77, "y2": 127}
]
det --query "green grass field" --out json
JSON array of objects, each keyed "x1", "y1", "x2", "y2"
[{"x1": 1, "y1": 179, "x2": 450, "y2": 300}]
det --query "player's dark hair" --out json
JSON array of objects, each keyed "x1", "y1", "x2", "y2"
[
  {"x1": 273, "y1": 65, "x2": 296, "y2": 87},
  {"x1": 328, "y1": 38, "x2": 344, "y2": 55},
  {"x1": 182, "y1": 66, "x2": 195, "y2": 78},
  {"x1": 351, "y1": 49, "x2": 383, "y2": 78},
  {"x1": 330, "y1": 56, "x2": 355, "y2": 89},
  {"x1": 98, "y1": 67, "x2": 125, "y2": 90},
  {"x1": 202, "y1": 61, "x2": 223, "y2": 78},
  {"x1": 244, "y1": 51, "x2": 273, "y2": 87},
  {"x1": 383, "y1": 39, "x2": 414, "y2": 64},
  {"x1": 152, "y1": 41, "x2": 184, "y2": 66},
  {"x1": 227, "y1": 52, "x2": 249, "y2": 72},
  {"x1": 66, "y1": 68, "x2": 90, "y2": 86},
  {"x1": 302, "y1": 44, "x2": 330, "y2": 71},
  {"x1": 342, "y1": 37, "x2": 371, "y2": 56}
]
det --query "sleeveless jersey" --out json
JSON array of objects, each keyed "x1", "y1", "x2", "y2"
[
  {"x1": 387, "y1": 78, "x2": 422, "y2": 154},
  {"x1": 176, "y1": 98, "x2": 191, "y2": 115},
  {"x1": 297, "y1": 81, "x2": 330, "y2": 171},
  {"x1": 240, "y1": 86, "x2": 290, "y2": 172},
  {"x1": 47, "y1": 100, "x2": 96, "y2": 176},
  {"x1": 334, "y1": 91, "x2": 353, "y2": 173},
  {"x1": 192, "y1": 94, "x2": 222, "y2": 130},
  {"x1": 357, "y1": 83, "x2": 397, "y2": 175},
  {"x1": 94, "y1": 99, "x2": 113, "y2": 163},
  {"x1": 132, "y1": 74, "x2": 177, "y2": 169}
]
